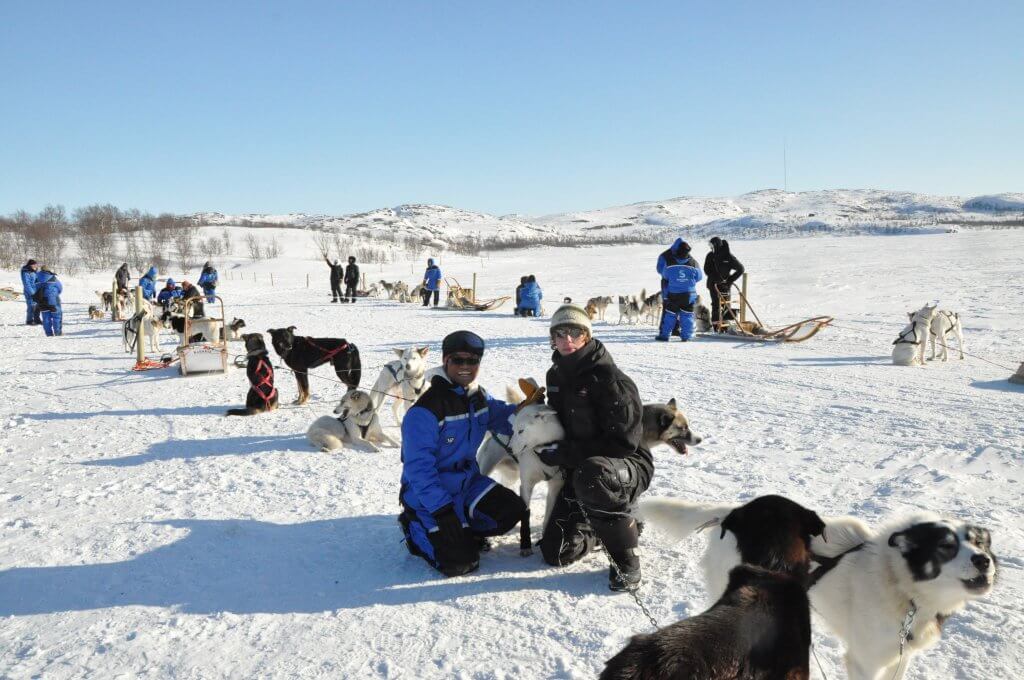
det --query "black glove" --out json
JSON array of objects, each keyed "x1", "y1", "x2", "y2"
[
  {"x1": 432, "y1": 504, "x2": 466, "y2": 545},
  {"x1": 535, "y1": 441, "x2": 569, "y2": 468}
]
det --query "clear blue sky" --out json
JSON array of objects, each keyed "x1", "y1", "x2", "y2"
[{"x1": 1, "y1": 1, "x2": 1021, "y2": 217}]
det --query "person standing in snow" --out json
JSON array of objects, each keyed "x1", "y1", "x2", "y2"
[
  {"x1": 197, "y1": 262, "x2": 218, "y2": 303},
  {"x1": 138, "y1": 266, "x2": 158, "y2": 302},
  {"x1": 703, "y1": 237, "x2": 745, "y2": 332},
  {"x1": 34, "y1": 268, "x2": 63, "y2": 337},
  {"x1": 324, "y1": 256, "x2": 344, "y2": 303},
  {"x1": 655, "y1": 238, "x2": 703, "y2": 341},
  {"x1": 343, "y1": 256, "x2": 359, "y2": 303},
  {"x1": 20, "y1": 259, "x2": 40, "y2": 325},
  {"x1": 114, "y1": 263, "x2": 131, "y2": 293},
  {"x1": 398, "y1": 330, "x2": 526, "y2": 576},
  {"x1": 519, "y1": 275, "x2": 543, "y2": 318},
  {"x1": 421, "y1": 258, "x2": 442, "y2": 307},
  {"x1": 535, "y1": 305, "x2": 652, "y2": 592}
]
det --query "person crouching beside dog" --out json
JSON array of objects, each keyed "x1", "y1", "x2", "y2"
[
  {"x1": 535, "y1": 304, "x2": 653, "y2": 592},
  {"x1": 157, "y1": 279, "x2": 182, "y2": 310},
  {"x1": 179, "y1": 280, "x2": 205, "y2": 317},
  {"x1": 34, "y1": 268, "x2": 64, "y2": 337},
  {"x1": 519, "y1": 275, "x2": 543, "y2": 317},
  {"x1": 398, "y1": 330, "x2": 527, "y2": 577}
]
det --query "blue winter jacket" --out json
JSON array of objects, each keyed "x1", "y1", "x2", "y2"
[
  {"x1": 423, "y1": 263, "x2": 442, "y2": 291},
  {"x1": 157, "y1": 286, "x2": 183, "y2": 305},
  {"x1": 520, "y1": 281, "x2": 543, "y2": 308},
  {"x1": 20, "y1": 265, "x2": 37, "y2": 296},
  {"x1": 139, "y1": 267, "x2": 158, "y2": 300},
  {"x1": 400, "y1": 374, "x2": 516, "y2": 515},
  {"x1": 35, "y1": 272, "x2": 62, "y2": 308},
  {"x1": 657, "y1": 238, "x2": 703, "y2": 295},
  {"x1": 198, "y1": 268, "x2": 218, "y2": 289}
]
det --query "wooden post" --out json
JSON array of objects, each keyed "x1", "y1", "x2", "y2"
[
  {"x1": 361, "y1": 272, "x2": 366, "y2": 291},
  {"x1": 739, "y1": 273, "x2": 749, "y2": 325},
  {"x1": 472, "y1": 273, "x2": 477, "y2": 303},
  {"x1": 1010, "y1": 362, "x2": 1024, "y2": 385},
  {"x1": 134, "y1": 286, "x2": 145, "y2": 364},
  {"x1": 271, "y1": 272, "x2": 274, "y2": 286},
  {"x1": 306, "y1": 273, "x2": 309, "y2": 288},
  {"x1": 111, "y1": 280, "x2": 120, "y2": 321},
  {"x1": 253, "y1": 272, "x2": 256, "y2": 282}
]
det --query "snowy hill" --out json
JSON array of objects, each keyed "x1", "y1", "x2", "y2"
[{"x1": 193, "y1": 190, "x2": 1024, "y2": 249}]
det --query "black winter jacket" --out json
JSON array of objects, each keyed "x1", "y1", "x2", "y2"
[
  {"x1": 344, "y1": 262, "x2": 360, "y2": 285},
  {"x1": 115, "y1": 265, "x2": 130, "y2": 291},
  {"x1": 545, "y1": 339, "x2": 653, "y2": 486},
  {"x1": 703, "y1": 239, "x2": 744, "y2": 287},
  {"x1": 324, "y1": 257, "x2": 343, "y2": 284}
]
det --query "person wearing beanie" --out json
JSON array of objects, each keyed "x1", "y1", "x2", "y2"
[
  {"x1": 343, "y1": 255, "x2": 360, "y2": 303},
  {"x1": 421, "y1": 258, "x2": 442, "y2": 307},
  {"x1": 535, "y1": 305, "x2": 653, "y2": 592},
  {"x1": 398, "y1": 330, "x2": 526, "y2": 577},
  {"x1": 157, "y1": 278, "x2": 183, "y2": 309},
  {"x1": 20, "y1": 259, "x2": 40, "y2": 325},
  {"x1": 655, "y1": 237, "x2": 703, "y2": 341},
  {"x1": 323, "y1": 255, "x2": 344, "y2": 303}
]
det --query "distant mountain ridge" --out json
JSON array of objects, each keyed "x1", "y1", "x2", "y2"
[{"x1": 194, "y1": 189, "x2": 1024, "y2": 248}]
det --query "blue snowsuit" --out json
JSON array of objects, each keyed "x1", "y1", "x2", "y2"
[
  {"x1": 423, "y1": 261, "x2": 442, "y2": 291},
  {"x1": 35, "y1": 272, "x2": 63, "y2": 336},
  {"x1": 139, "y1": 267, "x2": 158, "y2": 301},
  {"x1": 157, "y1": 285, "x2": 182, "y2": 307},
  {"x1": 656, "y1": 238, "x2": 703, "y2": 340},
  {"x1": 198, "y1": 266, "x2": 218, "y2": 303},
  {"x1": 519, "y1": 280, "x2": 543, "y2": 317},
  {"x1": 20, "y1": 264, "x2": 38, "y2": 325},
  {"x1": 399, "y1": 374, "x2": 519, "y2": 569}
]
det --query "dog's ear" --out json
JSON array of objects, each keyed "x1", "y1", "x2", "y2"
[
  {"x1": 720, "y1": 507, "x2": 743, "y2": 539},
  {"x1": 666, "y1": 398, "x2": 677, "y2": 411},
  {"x1": 888, "y1": 530, "x2": 914, "y2": 553},
  {"x1": 393, "y1": 348, "x2": 405, "y2": 357},
  {"x1": 518, "y1": 378, "x2": 539, "y2": 399},
  {"x1": 287, "y1": 326, "x2": 297, "y2": 332},
  {"x1": 418, "y1": 346, "x2": 429, "y2": 357},
  {"x1": 803, "y1": 509, "x2": 827, "y2": 539},
  {"x1": 658, "y1": 412, "x2": 674, "y2": 430},
  {"x1": 267, "y1": 328, "x2": 276, "y2": 334}
]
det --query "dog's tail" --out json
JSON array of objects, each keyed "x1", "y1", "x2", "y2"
[
  {"x1": 505, "y1": 384, "x2": 525, "y2": 405},
  {"x1": 638, "y1": 497, "x2": 740, "y2": 541},
  {"x1": 811, "y1": 515, "x2": 873, "y2": 556}
]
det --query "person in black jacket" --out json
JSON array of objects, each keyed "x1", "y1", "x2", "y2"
[
  {"x1": 535, "y1": 304, "x2": 653, "y2": 592},
  {"x1": 114, "y1": 263, "x2": 130, "y2": 293},
  {"x1": 180, "y1": 280, "x2": 205, "y2": 318},
  {"x1": 324, "y1": 256, "x2": 344, "y2": 303},
  {"x1": 703, "y1": 237, "x2": 745, "y2": 331},
  {"x1": 343, "y1": 256, "x2": 359, "y2": 303}
]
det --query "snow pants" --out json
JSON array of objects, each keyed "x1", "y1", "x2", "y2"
[
  {"x1": 41, "y1": 308, "x2": 62, "y2": 336},
  {"x1": 344, "y1": 283, "x2": 357, "y2": 301},
  {"x1": 659, "y1": 292, "x2": 697, "y2": 340},
  {"x1": 202, "y1": 286, "x2": 216, "y2": 304},
  {"x1": 400, "y1": 476, "x2": 524, "y2": 576},
  {"x1": 421, "y1": 289, "x2": 439, "y2": 307},
  {"x1": 25, "y1": 298, "x2": 38, "y2": 325},
  {"x1": 539, "y1": 456, "x2": 648, "y2": 568}
]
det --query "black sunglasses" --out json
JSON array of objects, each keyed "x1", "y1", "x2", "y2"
[
  {"x1": 552, "y1": 328, "x2": 586, "y2": 340},
  {"x1": 447, "y1": 355, "x2": 481, "y2": 366}
]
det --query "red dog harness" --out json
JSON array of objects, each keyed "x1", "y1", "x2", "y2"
[
  {"x1": 303, "y1": 338, "x2": 350, "y2": 362},
  {"x1": 252, "y1": 357, "x2": 277, "y2": 404}
]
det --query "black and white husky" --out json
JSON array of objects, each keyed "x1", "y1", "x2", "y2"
[
  {"x1": 640, "y1": 498, "x2": 998, "y2": 680},
  {"x1": 368, "y1": 346, "x2": 433, "y2": 425}
]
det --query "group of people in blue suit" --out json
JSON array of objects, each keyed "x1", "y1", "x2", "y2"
[
  {"x1": 514, "y1": 275, "x2": 543, "y2": 317},
  {"x1": 20, "y1": 258, "x2": 63, "y2": 336}
]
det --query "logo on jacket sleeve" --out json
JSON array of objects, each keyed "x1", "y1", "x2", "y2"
[{"x1": 446, "y1": 436, "x2": 455, "y2": 444}]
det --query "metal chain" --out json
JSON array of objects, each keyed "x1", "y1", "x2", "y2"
[{"x1": 573, "y1": 499, "x2": 659, "y2": 630}]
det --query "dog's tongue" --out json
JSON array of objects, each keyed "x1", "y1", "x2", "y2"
[{"x1": 668, "y1": 438, "x2": 689, "y2": 455}]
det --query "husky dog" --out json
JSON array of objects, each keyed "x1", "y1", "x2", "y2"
[
  {"x1": 369, "y1": 346, "x2": 432, "y2": 425},
  {"x1": 642, "y1": 290, "x2": 662, "y2": 325},
  {"x1": 929, "y1": 310, "x2": 964, "y2": 362},
  {"x1": 378, "y1": 280, "x2": 394, "y2": 298},
  {"x1": 267, "y1": 326, "x2": 361, "y2": 404},
  {"x1": 162, "y1": 311, "x2": 222, "y2": 347},
  {"x1": 586, "y1": 296, "x2": 613, "y2": 321},
  {"x1": 618, "y1": 295, "x2": 644, "y2": 325},
  {"x1": 390, "y1": 281, "x2": 409, "y2": 301},
  {"x1": 640, "y1": 499, "x2": 998, "y2": 680},
  {"x1": 88, "y1": 305, "x2": 105, "y2": 320},
  {"x1": 307, "y1": 389, "x2": 398, "y2": 452},
  {"x1": 584, "y1": 301, "x2": 598, "y2": 320},
  {"x1": 123, "y1": 309, "x2": 163, "y2": 353},
  {"x1": 223, "y1": 317, "x2": 247, "y2": 342},
  {"x1": 694, "y1": 298, "x2": 713, "y2": 333},
  {"x1": 364, "y1": 282, "x2": 380, "y2": 298},
  {"x1": 892, "y1": 303, "x2": 936, "y2": 366},
  {"x1": 478, "y1": 388, "x2": 703, "y2": 555},
  {"x1": 226, "y1": 333, "x2": 278, "y2": 416},
  {"x1": 604, "y1": 495, "x2": 825, "y2": 680},
  {"x1": 96, "y1": 290, "x2": 114, "y2": 311}
]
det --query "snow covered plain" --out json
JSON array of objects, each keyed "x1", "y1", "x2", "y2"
[{"x1": 1, "y1": 230, "x2": 1022, "y2": 679}]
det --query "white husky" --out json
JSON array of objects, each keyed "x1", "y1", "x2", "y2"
[
  {"x1": 307, "y1": 389, "x2": 398, "y2": 452},
  {"x1": 369, "y1": 346, "x2": 432, "y2": 425},
  {"x1": 929, "y1": 310, "x2": 964, "y2": 361},
  {"x1": 639, "y1": 498, "x2": 998, "y2": 680},
  {"x1": 892, "y1": 303, "x2": 935, "y2": 366},
  {"x1": 477, "y1": 379, "x2": 564, "y2": 556}
]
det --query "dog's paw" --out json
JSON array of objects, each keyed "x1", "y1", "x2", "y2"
[{"x1": 520, "y1": 547, "x2": 534, "y2": 557}]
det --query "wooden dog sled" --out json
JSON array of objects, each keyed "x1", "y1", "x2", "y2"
[
  {"x1": 701, "y1": 275, "x2": 832, "y2": 343},
  {"x1": 444, "y1": 278, "x2": 509, "y2": 311}
]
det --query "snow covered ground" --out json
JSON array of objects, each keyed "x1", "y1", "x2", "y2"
[{"x1": 1, "y1": 230, "x2": 1022, "y2": 679}]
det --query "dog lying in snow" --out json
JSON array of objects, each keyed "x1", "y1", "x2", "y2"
[
  {"x1": 368, "y1": 346, "x2": 432, "y2": 425},
  {"x1": 603, "y1": 495, "x2": 825, "y2": 680},
  {"x1": 639, "y1": 497, "x2": 998, "y2": 680},
  {"x1": 88, "y1": 305, "x2": 105, "y2": 320},
  {"x1": 892, "y1": 303, "x2": 935, "y2": 366},
  {"x1": 477, "y1": 383, "x2": 703, "y2": 555},
  {"x1": 226, "y1": 333, "x2": 278, "y2": 416},
  {"x1": 306, "y1": 389, "x2": 397, "y2": 452},
  {"x1": 929, "y1": 309, "x2": 964, "y2": 362}
]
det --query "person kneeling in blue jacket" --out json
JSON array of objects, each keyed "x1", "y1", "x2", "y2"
[
  {"x1": 656, "y1": 238, "x2": 703, "y2": 341},
  {"x1": 519, "y1": 275, "x2": 543, "y2": 317},
  {"x1": 35, "y1": 269, "x2": 63, "y2": 337},
  {"x1": 398, "y1": 330, "x2": 526, "y2": 576}
]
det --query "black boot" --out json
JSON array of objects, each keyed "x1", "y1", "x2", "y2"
[{"x1": 608, "y1": 548, "x2": 642, "y2": 592}]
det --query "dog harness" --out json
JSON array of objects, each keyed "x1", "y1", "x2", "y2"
[
  {"x1": 892, "y1": 325, "x2": 922, "y2": 346},
  {"x1": 385, "y1": 363, "x2": 428, "y2": 397},
  {"x1": 251, "y1": 356, "x2": 277, "y2": 405},
  {"x1": 304, "y1": 337, "x2": 350, "y2": 362},
  {"x1": 807, "y1": 542, "x2": 864, "y2": 587}
]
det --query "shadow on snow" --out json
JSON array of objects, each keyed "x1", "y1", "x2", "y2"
[{"x1": 79, "y1": 434, "x2": 311, "y2": 467}]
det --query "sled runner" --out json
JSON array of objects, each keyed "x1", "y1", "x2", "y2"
[
  {"x1": 0, "y1": 287, "x2": 21, "y2": 301},
  {"x1": 444, "y1": 278, "x2": 510, "y2": 311},
  {"x1": 177, "y1": 296, "x2": 229, "y2": 375},
  {"x1": 701, "y1": 275, "x2": 832, "y2": 343}
]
